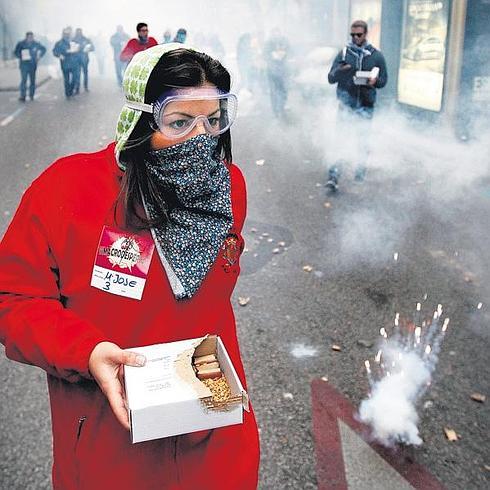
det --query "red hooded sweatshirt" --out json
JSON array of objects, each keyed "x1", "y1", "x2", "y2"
[
  {"x1": 120, "y1": 37, "x2": 158, "y2": 63},
  {"x1": 0, "y1": 143, "x2": 260, "y2": 490}
]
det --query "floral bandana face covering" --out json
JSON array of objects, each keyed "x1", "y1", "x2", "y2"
[{"x1": 144, "y1": 133, "x2": 233, "y2": 299}]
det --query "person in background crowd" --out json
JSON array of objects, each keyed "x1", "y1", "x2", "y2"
[
  {"x1": 237, "y1": 33, "x2": 254, "y2": 92},
  {"x1": 162, "y1": 30, "x2": 172, "y2": 43},
  {"x1": 53, "y1": 28, "x2": 80, "y2": 99},
  {"x1": 208, "y1": 34, "x2": 225, "y2": 62},
  {"x1": 326, "y1": 19, "x2": 387, "y2": 190},
  {"x1": 0, "y1": 43, "x2": 259, "y2": 489},
  {"x1": 264, "y1": 28, "x2": 290, "y2": 120},
  {"x1": 14, "y1": 31, "x2": 46, "y2": 102},
  {"x1": 93, "y1": 31, "x2": 107, "y2": 76},
  {"x1": 120, "y1": 22, "x2": 157, "y2": 65},
  {"x1": 110, "y1": 25, "x2": 130, "y2": 86},
  {"x1": 173, "y1": 28, "x2": 187, "y2": 44},
  {"x1": 73, "y1": 28, "x2": 95, "y2": 93}
]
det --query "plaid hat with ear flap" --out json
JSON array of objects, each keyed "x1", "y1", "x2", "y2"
[{"x1": 114, "y1": 43, "x2": 194, "y2": 169}]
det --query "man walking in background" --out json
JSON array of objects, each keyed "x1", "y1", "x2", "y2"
[
  {"x1": 237, "y1": 33, "x2": 254, "y2": 92},
  {"x1": 326, "y1": 20, "x2": 387, "y2": 191},
  {"x1": 119, "y1": 23, "x2": 157, "y2": 65},
  {"x1": 53, "y1": 28, "x2": 80, "y2": 99},
  {"x1": 173, "y1": 28, "x2": 187, "y2": 44},
  {"x1": 73, "y1": 28, "x2": 95, "y2": 93},
  {"x1": 264, "y1": 28, "x2": 290, "y2": 120},
  {"x1": 14, "y1": 32, "x2": 46, "y2": 102},
  {"x1": 110, "y1": 25, "x2": 129, "y2": 86},
  {"x1": 162, "y1": 30, "x2": 172, "y2": 44}
]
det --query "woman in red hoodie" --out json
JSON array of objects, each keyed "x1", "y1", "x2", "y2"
[{"x1": 0, "y1": 44, "x2": 259, "y2": 489}]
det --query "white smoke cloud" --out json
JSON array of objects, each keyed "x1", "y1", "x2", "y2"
[
  {"x1": 359, "y1": 345, "x2": 430, "y2": 446},
  {"x1": 305, "y1": 92, "x2": 490, "y2": 268},
  {"x1": 358, "y1": 307, "x2": 450, "y2": 447}
]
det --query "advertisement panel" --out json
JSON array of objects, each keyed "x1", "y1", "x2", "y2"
[
  {"x1": 462, "y1": 0, "x2": 490, "y2": 103},
  {"x1": 350, "y1": 0, "x2": 382, "y2": 48},
  {"x1": 397, "y1": 0, "x2": 450, "y2": 111}
]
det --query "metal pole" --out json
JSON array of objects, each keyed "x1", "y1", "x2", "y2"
[{"x1": 443, "y1": 0, "x2": 468, "y2": 125}]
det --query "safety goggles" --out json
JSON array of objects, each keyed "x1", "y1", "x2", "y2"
[{"x1": 126, "y1": 90, "x2": 238, "y2": 139}]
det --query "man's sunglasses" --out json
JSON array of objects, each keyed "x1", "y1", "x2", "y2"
[{"x1": 350, "y1": 32, "x2": 365, "y2": 38}]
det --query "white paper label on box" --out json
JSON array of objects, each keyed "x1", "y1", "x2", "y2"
[{"x1": 126, "y1": 339, "x2": 205, "y2": 409}]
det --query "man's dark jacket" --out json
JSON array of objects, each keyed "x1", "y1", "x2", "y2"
[
  {"x1": 52, "y1": 38, "x2": 78, "y2": 69},
  {"x1": 73, "y1": 35, "x2": 94, "y2": 65},
  {"x1": 14, "y1": 40, "x2": 46, "y2": 66},
  {"x1": 328, "y1": 43, "x2": 387, "y2": 109}
]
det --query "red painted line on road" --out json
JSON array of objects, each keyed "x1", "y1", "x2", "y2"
[
  {"x1": 311, "y1": 378, "x2": 445, "y2": 489},
  {"x1": 311, "y1": 379, "x2": 348, "y2": 490}
]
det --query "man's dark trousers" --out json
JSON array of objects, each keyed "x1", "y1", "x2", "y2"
[
  {"x1": 19, "y1": 62, "x2": 36, "y2": 100},
  {"x1": 61, "y1": 65, "x2": 78, "y2": 97}
]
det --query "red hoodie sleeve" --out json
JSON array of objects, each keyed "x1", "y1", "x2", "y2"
[
  {"x1": 119, "y1": 39, "x2": 135, "y2": 62},
  {"x1": 0, "y1": 184, "x2": 108, "y2": 382}
]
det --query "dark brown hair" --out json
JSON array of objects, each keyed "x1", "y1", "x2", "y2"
[
  {"x1": 118, "y1": 49, "x2": 232, "y2": 230},
  {"x1": 351, "y1": 20, "x2": 368, "y2": 33}
]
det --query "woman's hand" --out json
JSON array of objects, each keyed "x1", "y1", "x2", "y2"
[{"x1": 88, "y1": 341, "x2": 146, "y2": 430}]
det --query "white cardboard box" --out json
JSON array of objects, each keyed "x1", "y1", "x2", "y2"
[
  {"x1": 124, "y1": 335, "x2": 249, "y2": 444},
  {"x1": 353, "y1": 67, "x2": 380, "y2": 85}
]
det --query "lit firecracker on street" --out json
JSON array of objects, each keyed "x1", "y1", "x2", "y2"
[{"x1": 359, "y1": 302, "x2": 450, "y2": 447}]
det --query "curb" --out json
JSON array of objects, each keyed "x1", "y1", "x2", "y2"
[{"x1": 0, "y1": 75, "x2": 52, "y2": 93}]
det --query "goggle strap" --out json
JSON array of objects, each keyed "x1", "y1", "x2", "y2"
[{"x1": 125, "y1": 100, "x2": 153, "y2": 113}]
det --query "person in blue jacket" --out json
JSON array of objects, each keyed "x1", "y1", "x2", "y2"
[
  {"x1": 14, "y1": 32, "x2": 46, "y2": 102},
  {"x1": 173, "y1": 28, "x2": 187, "y2": 44},
  {"x1": 73, "y1": 28, "x2": 95, "y2": 93},
  {"x1": 162, "y1": 30, "x2": 172, "y2": 43},
  {"x1": 110, "y1": 25, "x2": 130, "y2": 87},
  {"x1": 53, "y1": 28, "x2": 80, "y2": 99},
  {"x1": 326, "y1": 20, "x2": 387, "y2": 190}
]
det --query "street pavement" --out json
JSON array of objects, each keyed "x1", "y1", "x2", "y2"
[{"x1": 0, "y1": 74, "x2": 489, "y2": 489}]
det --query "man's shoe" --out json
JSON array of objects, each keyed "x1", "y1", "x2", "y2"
[{"x1": 18, "y1": 97, "x2": 26, "y2": 102}]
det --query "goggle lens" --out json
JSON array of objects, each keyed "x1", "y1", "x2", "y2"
[{"x1": 155, "y1": 94, "x2": 237, "y2": 139}]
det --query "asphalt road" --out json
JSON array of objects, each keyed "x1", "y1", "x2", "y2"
[{"x1": 0, "y1": 75, "x2": 489, "y2": 489}]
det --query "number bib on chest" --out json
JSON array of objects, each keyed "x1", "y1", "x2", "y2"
[{"x1": 90, "y1": 226, "x2": 155, "y2": 300}]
